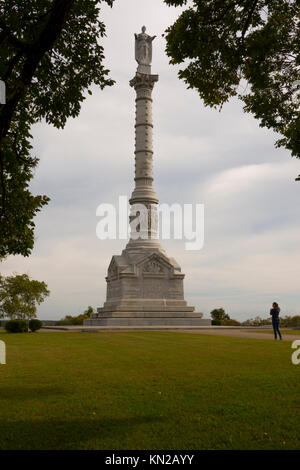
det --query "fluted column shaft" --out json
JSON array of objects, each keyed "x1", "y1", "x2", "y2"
[{"x1": 128, "y1": 72, "x2": 159, "y2": 244}]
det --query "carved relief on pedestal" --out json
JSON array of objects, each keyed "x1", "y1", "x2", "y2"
[{"x1": 142, "y1": 259, "x2": 164, "y2": 274}]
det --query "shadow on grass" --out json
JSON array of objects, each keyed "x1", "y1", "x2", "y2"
[
  {"x1": 0, "y1": 386, "x2": 71, "y2": 401},
  {"x1": 0, "y1": 414, "x2": 166, "y2": 450}
]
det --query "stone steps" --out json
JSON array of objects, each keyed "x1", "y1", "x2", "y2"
[
  {"x1": 84, "y1": 317, "x2": 211, "y2": 327},
  {"x1": 94, "y1": 311, "x2": 202, "y2": 318}
]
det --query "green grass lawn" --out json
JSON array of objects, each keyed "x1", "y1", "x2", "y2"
[{"x1": 0, "y1": 331, "x2": 299, "y2": 450}]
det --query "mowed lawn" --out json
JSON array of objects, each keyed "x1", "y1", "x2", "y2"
[{"x1": 0, "y1": 331, "x2": 299, "y2": 450}]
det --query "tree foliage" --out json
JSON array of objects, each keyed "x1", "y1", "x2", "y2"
[
  {"x1": 84, "y1": 305, "x2": 94, "y2": 317},
  {"x1": 164, "y1": 0, "x2": 300, "y2": 167},
  {"x1": 0, "y1": 0, "x2": 115, "y2": 257},
  {"x1": 210, "y1": 307, "x2": 230, "y2": 322},
  {"x1": 59, "y1": 305, "x2": 94, "y2": 325},
  {"x1": 0, "y1": 273, "x2": 50, "y2": 319}
]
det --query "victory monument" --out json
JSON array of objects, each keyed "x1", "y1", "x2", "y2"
[{"x1": 85, "y1": 27, "x2": 209, "y2": 327}]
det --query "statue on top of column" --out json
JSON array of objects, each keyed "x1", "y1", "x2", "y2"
[{"x1": 135, "y1": 26, "x2": 156, "y2": 73}]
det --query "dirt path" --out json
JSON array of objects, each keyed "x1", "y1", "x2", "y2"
[
  {"x1": 39, "y1": 326, "x2": 300, "y2": 341},
  {"x1": 177, "y1": 329, "x2": 300, "y2": 341}
]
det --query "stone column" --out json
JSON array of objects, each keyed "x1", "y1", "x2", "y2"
[{"x1": 127, "y1": 72, "x2": 160, "y2": 249}]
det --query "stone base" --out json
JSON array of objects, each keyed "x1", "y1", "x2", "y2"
[
  {"x1": 84, "y1": 314, "x2": 210, "y2": 327},
  {"x1": 90, "y1": 239, "x2": 202, "y2": 328}
]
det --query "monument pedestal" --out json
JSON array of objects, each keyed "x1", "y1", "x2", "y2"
[{"x1": 85, "y1": 243, "x2": 207, "y2": 327}]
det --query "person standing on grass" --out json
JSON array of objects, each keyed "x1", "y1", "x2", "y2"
[{"x1": 270, "y1": 302, "x2": 282, "y2": 340}]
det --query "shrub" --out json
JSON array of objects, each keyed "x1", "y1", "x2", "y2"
[
  {"x1": 5, "y1": 320, "x2": 28, "y2": 333},
  {"x1": 56, "y1": 319, "x2": 73, "y2": 326},
  {"x1": 29, "y1": 319, "x2": 42, "y2": 332},
  {"x1": 58, "y1": 313, "x2": 92, "y2": 326},
  {"x1": 221, "y1": 319, "x2": 241, "y2": 326},
  {"x1": 212, "y1": 319, "x2": 221, "y2": 326}
]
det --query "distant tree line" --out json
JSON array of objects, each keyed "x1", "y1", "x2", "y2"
[
  {"x1": 242, "y1": 315, "x2": 300, "y2": 327},
  {"x1": 210, "y1": 308, "x2": 300, "y2": 327},
  {"x1": 57, "y1": 306, "x2": 94, "y2": 325}
]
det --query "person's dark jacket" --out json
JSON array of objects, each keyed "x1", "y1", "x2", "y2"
[{"x1": 270, "y1": 308, "x2": 280, "y2": 322}]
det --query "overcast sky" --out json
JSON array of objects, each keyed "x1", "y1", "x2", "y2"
[{"x1": 2, "y1": 0, "x2": 300, "y2": 321}]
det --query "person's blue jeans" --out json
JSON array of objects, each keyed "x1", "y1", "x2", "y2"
[{"x1": 272, "y1": 319, "x2": 282, "y2": 340}]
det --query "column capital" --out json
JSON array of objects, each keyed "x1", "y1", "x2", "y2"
[{"x1": 130, "y1": 73, "x2": 159, "y2": 90}]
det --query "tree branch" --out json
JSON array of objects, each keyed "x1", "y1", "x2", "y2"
[
  {"x1": 3, "y1": 50, "x2": 23, "y2": 81},
  {"x1": 0, "y1": 19, "x2": 32, "y2": 51},
  {"x1": 241, "y1": 0, "x2": 260, "y2": 42},
  {"x1": 0, "y1": 147, "x2": 6, "y2": 217}
]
